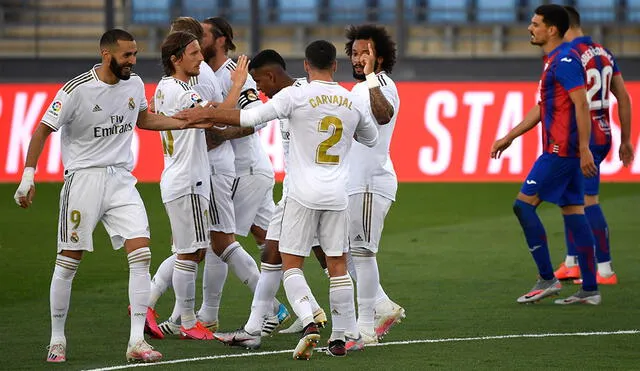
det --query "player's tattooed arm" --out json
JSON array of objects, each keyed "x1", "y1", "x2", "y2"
[
  {"x1": 362, "y1": 43, "x2": 393, "y2": 125},
  {"x1": 369, "y1": 87, "x2": 394, "y2": 125}
]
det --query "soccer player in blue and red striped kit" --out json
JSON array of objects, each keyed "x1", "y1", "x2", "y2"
[
  {"x1": 553, "y1": 6, "x2": 634, "y2": 285},
  {"x1": 491, "y1": 4, "x2": 600, "y2": 305}
]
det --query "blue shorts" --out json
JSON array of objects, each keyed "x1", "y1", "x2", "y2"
[
  {"x1": 520, "y1": 153, "x2": 584, "y2": 207},
  {"x1": 584, "y1": 144, "x2": 611, "y2": 196}
]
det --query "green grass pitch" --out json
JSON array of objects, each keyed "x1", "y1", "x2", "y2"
[{"x1": 0, "y1": 182, "x2": 638, "y2": 370}]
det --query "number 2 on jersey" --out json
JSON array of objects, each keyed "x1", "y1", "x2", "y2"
[
  {"x1": 586, "y1": 66, "x2": 613, "y2": 110},
  {"x1": 316, "y1": 116, "x2": 343, "y2": 165}
]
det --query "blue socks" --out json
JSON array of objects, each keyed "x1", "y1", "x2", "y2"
[
  {"x1": 513, "y1": 200, "x2": 553, "y2": 280},
  {"x1": 585, "y1": 204, "x2": 610, "y2": 263},
  {"x1": 563, "y1": 214, "x2": 597, "y2": 291}
]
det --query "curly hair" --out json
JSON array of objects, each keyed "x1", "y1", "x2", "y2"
[{"x1": 344, "y1": 24, "x2": 396, "y2": 74}]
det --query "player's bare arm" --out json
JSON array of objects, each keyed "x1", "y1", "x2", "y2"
[
  {"x1": 491, "y1": 105, "x2": 541, "y2": 159},
  {"x1": 569, "y1": 88, "x2": 597, "y2": 177},
  {"x1": 136, "y1": 108, "x2": 212, "y2": 130},
  {"x1": 13, "y1": 122, "x2": 55, "y2": 208},
  {"x1": 363, "y1": 43, "x2": 393, "y2": 125},
  {"x1": 610, "y1": 74, "x2": 634, "y2": 167}
]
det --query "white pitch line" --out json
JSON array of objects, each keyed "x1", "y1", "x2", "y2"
[{"x1": 84, "y1": 329, "x2": 640, "y2": 371}]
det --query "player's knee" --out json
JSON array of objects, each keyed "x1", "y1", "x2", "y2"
[
  {"x1": 124, "y1": 237, "x2": 150, "y2": 254},
  {"x1": 584, "y1": 194, "x2": 599, "y2": 206},
  {"x1": 260, "y1": 240, "x2": 281, "y2": 264},
  {"x1": 350, "y1": 245, "x2": 375, "y2": 257},
  {"x1": 513, "y1": 199, "x2": 536, "y2": 224},
  {"x1": 194, "y1": 248, "x2": 207, "y2": 263}
]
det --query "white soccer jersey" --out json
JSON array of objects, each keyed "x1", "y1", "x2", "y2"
[
  {"x1": 189, "y1": 62, "x2": 235, "y2": 177},
  {"x1": 154, "y1": 76, "x2": 210, "y2": 203},
  {"x1": 279, "y1": 77, "x2": 308, "y2": 198},
  {"x1": 214, "y1": 58, "x2": 274, "y2": 177},
  {"x1": 41, "y1": 66, "x2": 147, "y2": 172},
  {"x1": 268, "y1": 81, "x2": 378, "y2": 210},
  {"x1": 347, "y1": 72, "x2": 400, "y2": 201}
]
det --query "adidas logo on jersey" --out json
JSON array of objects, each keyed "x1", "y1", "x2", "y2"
[
  {"x1": 92, "y1": 104, "x2": 102, "y2": 112},
  {"x1": 354, "y1": 234, "x2": 363, "y2": 242}
]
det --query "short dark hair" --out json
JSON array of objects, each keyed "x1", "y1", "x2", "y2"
[
  {"x1": 535, "y1": 4, "x2": 570, "y2": 38},
  {"x1": 305, "y1": 40, "x2": 336, "y2": 70},
  {"x1": 100, "y1": 29, "x2": 134, "y2": 50},
  {"x1": 249, "y1": 49, "x2": 286, "y2": 71},
  {"x1": 202, "y1": 16, "x2": 236, "y2": 52},
  {"x1": 563, "y1": 6, "x2": 581, "y2": 28},
  {"x1": 170, "y1": 16, "x2": 203, "y2": 42},
  {"x1": 345, "y1": 24, "x2": 396, "y2": 74},
  {"x1": 161, "y1": 31, "x2": 198, "y2": 76}
]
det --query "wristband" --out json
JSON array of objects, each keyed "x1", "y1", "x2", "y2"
[
  {"x1": 365, "y1": 72, "x2": 380, "y2": 89},
  {"x1": 22, "y1": 167, "x2": 35, "y2": 181}
]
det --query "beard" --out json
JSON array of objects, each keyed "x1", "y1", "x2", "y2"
[
  {"x1": 352, "y1": 60, "x2": 380, "y2": 81},
  {"x1": 109, "y1": 57, "x2": 132, "y2": 80},
  {"x1": 529, "y1": 34, "x2": 543, "y2": 46},
  {"x1": 202, "y1": 46, "x2": 217, "y2": 64}
]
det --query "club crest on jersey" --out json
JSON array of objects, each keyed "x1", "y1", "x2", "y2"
[
  {"x1": 190, "y1": 92, "x2": 202, "y2": 103},
  {"x1": 70, "y1": 232, "x2": 79, "y2": 243},
  {"x1": 128, "y1": 97, "x2": 135, "y2": 110},
  {"x1": 246, "y1": 90, "x2": 258, "y2": 102}
]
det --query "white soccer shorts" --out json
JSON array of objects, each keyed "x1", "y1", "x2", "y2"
[
  {"x1": 57, "y1": 167, "x2": 150, "y2": 253},
  {"x1": 165, "y1": 194, "x2": 211, "y2": 254},
  {"x1": 231, "y1": 174, "x2": 275, "y2": 236},
  {"x1": 266, "y1": 199, "x2": 320, "y2": 247},
  {"x1": 278, "y1": 197, "x2": 348, "y2": 257},
  {"x1": 348, "y1": 192, "x2": 393, "y2": 254},
  {"x1": 209, "y1": 174, "x2": 236, "y2": 234}
]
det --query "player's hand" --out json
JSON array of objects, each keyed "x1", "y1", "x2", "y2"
[
  {"x1": 619, "y1": 140, "x2": 635, "y2": 167},
  {"x1": 490, "y1": 137, "x2": 512, "y2": 159},
  {"x1": 14, "y1": 167, "x2": 35, "y2": 208},
  {"x1": 580, "y1": 147, "x2": 598, "y2": 177},
  {"x1": 148, "y1": 99, "x2": 156, "y2": 113},
  {"x1": 360, "y1": 42, "x2": 376, "y2": 76},
  {"x1": 231, "y1": 55, "x2": 249, "y2": 88},
  {"x1": 174, "y1": 105, "x2": 212, "y2": 128}
]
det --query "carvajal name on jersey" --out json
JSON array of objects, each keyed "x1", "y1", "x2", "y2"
[{"x1": 308, "y1": 94, "x2": 353, "y2": 110}]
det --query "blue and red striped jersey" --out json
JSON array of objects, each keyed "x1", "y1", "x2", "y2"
[
  {"x1": 537, "y1": 43, "x2": 586, "y2": 157},
  {"x1": 570, "y1": 36, "x2": 619, "y2": 147}
]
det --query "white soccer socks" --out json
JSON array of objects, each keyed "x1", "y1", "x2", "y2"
[
  {"x1": 220, "y1": 241, "x2": 259, "y2": 291},
  {"x1": 50, "y1": 254, "x2": 80, "y2": 345},
  {"x1": 245, "y1": 263, "x2": 283, "y2": 334},
  {"x1": 283, "y1": 268, "x2": 314, "y2": 327},
  {"x1": 148, "y1": 254, "x2": 175, "y2": 308},
  {"x1": 127, "y1": 247, "x2": 152, "y2": 345},
  {"x1": 198, "y1": 248, "x2": 228, "y2": 323},
  {"x1": 172, "y1": 259, "x2": 198, "y2": 329},
  {"x1": 352, "y1": 253, "x2": 380, "y2": 334},
  {"x1": 329, "y1": 274, "x2": 357, "y2": 342}
]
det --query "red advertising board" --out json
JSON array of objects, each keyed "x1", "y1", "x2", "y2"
[{"x1": 1, "y1": 82, "x2": 639, "y2": 182}]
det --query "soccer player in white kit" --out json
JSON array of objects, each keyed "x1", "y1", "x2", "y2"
[
  {"x1": 13, "y1": 29, "x2": 212, "y2": 363},
  {"x1": 199, "y1": 16, "x2": 288, "y2": 329},
  {"x1": 344, "y1": 24, "x2": 405, "y2": 349},
  {"x1": 143, "y1": 17, "x2": 248, "y2": 337},
  {"x1": 153, "y1": 30, "x2": 217, "y2": 340},
  {"x1": 212, "y1": 49, "x2": 327, "y2": 350},
  {"x1": 175, "y1": 40, "x2": 379, "y2": 360}
]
